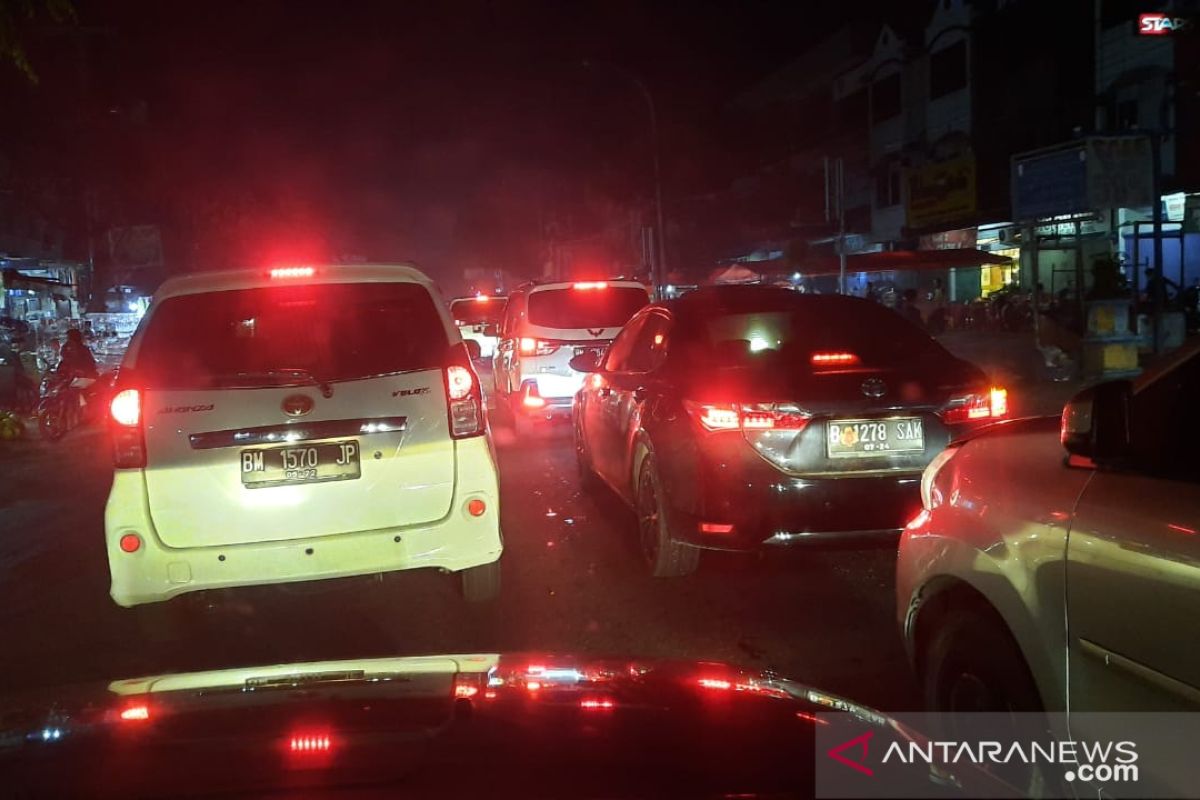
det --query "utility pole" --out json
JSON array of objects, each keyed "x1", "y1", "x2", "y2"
[{"x1": 824, "y1": 156, "x2": 847, "y2": 294}]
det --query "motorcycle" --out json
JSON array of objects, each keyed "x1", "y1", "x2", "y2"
[{"x1": 36, "y1": 366, "x2": 113, "y2": 442}]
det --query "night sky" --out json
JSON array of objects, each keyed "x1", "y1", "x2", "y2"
[{"x1": 6, "y1": 0, "x2": 884, "y2": 286}]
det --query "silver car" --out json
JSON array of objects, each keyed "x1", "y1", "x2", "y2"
[{"x1": 897, "y1": 343, "x2": 1200, "y2": 727}]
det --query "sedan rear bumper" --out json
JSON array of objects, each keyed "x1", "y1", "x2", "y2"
[{"x1": 662, "y1": 452, "x2": 923, "y2": 552}]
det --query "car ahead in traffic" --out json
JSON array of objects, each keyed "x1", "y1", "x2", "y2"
[
  {"x1": 104, "y1": 264, "x2": 502, "y2": 610},
  {"x1": 571, "y1": 285, "x2": 1008, "y2": 576},
  {"x1": 492, "y1": 280, "x2": 649, "y2": 432},
  {"x1": 898, "y1": 344, "x2": 1200, "y2": 733},
  {"x1": 449, "y1": 294, "x2": 507, "y2": 359},
  {"x1": 0, "y1": 652, "x2": 1012, "y2": 799}
]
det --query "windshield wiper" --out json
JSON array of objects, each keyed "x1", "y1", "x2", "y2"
[{"x1": 218, "y1": 369, "x2": 334, "y2": 398}]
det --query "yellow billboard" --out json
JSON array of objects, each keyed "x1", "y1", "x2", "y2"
[{"x1": 905, "y1": 156, "x2": 976, "y2": 230}]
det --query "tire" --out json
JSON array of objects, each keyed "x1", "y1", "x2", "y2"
[
  {"x1": 460, "y1": 559, "x2": 501, "y2": 602},
  {"x1": 920, "y1": 607, "x2": 1042, "y2": 714},
  {"x1": 635, "y1": 454, "x2": 699, "y2": 578},
  {"x1": 38, "y1": 403, "x2": 64, "y2": 442}
]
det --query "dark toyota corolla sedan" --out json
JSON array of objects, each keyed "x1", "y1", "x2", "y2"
[{"x1": 571, "y1": 285, "x2": 1008, "y2": 576}]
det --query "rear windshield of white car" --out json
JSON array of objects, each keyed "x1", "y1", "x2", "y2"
[
  {"x1": 134, "y1": 282, "x2": 449, "y2": 389},
  {"x1": 527, "y1": 286, "x2": 648, "y2": 330},
  {"x1": 450, "y1": 298, "x2": 506, "y2": 325}
]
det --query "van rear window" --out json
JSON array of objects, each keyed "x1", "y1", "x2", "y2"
[
  {"x1": 526, "y1": 286, "x2": 648, "y2": 330},
  {"x1": 135, "y1": 282, "x2": 448, "y2": 389}
]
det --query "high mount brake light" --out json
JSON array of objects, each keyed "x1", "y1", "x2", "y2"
[
  {"x1": 810, "y1": 351, "x2": 860, "y2": 367},
  {"x1": 572, "y1": 281, "x2": 608, "y2": 290},
  {"x1": 269, "y1": 266, "x2": 315, "y2": 279}
]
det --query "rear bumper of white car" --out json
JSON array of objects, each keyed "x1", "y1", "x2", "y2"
[{"x1": 105, "y1": 437, "x2": 503, "y2": 607}]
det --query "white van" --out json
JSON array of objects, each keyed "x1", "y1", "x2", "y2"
[{"x1": 105, "y1": 264, "x2": 502, "y2": 608}]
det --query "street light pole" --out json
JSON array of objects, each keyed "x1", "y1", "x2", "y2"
[{"x1": 583, "y1": 60, "x2": 667, "y2": 298}]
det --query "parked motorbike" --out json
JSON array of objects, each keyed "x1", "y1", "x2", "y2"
[{"x1": 36, "y1": 367, "x2": 113, "y2": 442}]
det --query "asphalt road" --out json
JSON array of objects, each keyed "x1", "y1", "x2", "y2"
[{"x1": 0, "y1": 395, "x2": 916, "y2": 712}]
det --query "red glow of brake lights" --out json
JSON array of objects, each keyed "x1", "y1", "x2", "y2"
[
  {"x1": 525, "y1": 680, "x2": 542, "y2": 691},
  {"x1": 522, "y1": 384, "x2": 547, "y2": 408},
  {"x1": 269, "y1": 266, "x2": 315, "y2": 279},
  {"x1": 580, "y1": 698, "x2": 615, "y2": 710},
  {"x1": 699, "y1": 523, "x2": 735, "y2": 534},
  {"x1": 446, "y1": 366, "x2": 474, "y2": 401},
  {"x1": 519, "y1": 337, "x2": 537, "y2": 355},
  {"x1": 455, "y1": 683, "x2": 480, "y2": 699},
  {"x1": 474, "y1": 294, "x2": 490, "y2": 302},
  {"x1": 119, "y1": 704, "x2": 150, "y2": 721},
  {"x1": 697, "y1": 678, "x2": 732, "y2": 691},
  {"x1": 572, "y1": 281, "x2": 608, "y2": 290},
  {"x1": 810, "y1": 352, "x2": 860, "y2": 367},
  {"x1": 289, "y1": 734, "x2": 331, "y2": 753},
  {"x1": 990, "y1": 387, "x2": 1008, "y2": 418},
  {"x1": 698, "y1": 405, "x2": 740, "y2": 431},
  {"x1": 110, "y1": 389, "x2": 141, "y2": 427}
]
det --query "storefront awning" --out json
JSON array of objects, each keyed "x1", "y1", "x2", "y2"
[{"x1": 796, "y1": 248, "x2": 1012, "y2": 277}]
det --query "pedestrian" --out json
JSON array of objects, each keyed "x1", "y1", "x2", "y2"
[{"x1": 899, "y1": 288, "x2": 924, "y2": 327}]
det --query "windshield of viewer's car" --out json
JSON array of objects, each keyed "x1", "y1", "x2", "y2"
[
  {"x1": 135, "y1": 283, "x2": 448, "y2": 387},
  {"x1": 527, "y1": 286, "x2": 648, "y2": 330}
]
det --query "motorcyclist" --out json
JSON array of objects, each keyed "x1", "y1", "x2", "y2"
[{"x1": 59, "y1": 328, "x2": 98, "y2": 379}]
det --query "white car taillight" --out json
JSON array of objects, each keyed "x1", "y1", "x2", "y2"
[
  {"x1": 109, "y1": 388, "x2": 146, "y2": 469},
  {"x1": 445, "y1": 365, "x2": 484, "y2": 439}
]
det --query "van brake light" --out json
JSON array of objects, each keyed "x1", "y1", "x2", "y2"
[
  {"x1": 572, "y1": 281, "x2": 608, "y2": 290},
  {"x1": 110, "y1": 388, "x2": 146, "y2": 469},
  {"x1": 269, "y1": 266, "x2": 315, "y2": 279}
]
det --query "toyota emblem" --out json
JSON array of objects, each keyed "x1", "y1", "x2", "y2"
[
  {"x1": 860, "y1": 378, "x2": 887, "y2": 398},
  {"x1": 282, "y1": 394, "x2": 315, "y2": 417}
]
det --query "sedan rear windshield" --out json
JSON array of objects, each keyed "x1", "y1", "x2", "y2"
[
  {"x1": 527, "y1": 286, "x2": 648, "y2": 330},
  {"x1": 450, "y1": 298, "x2": 506, "y2": 325},
  {"x1": 686, "y1": 299, "x2": 942, "y2": 367},
  {"x1": 135, "y1": 282, "x2": 449, "y2": 389}
]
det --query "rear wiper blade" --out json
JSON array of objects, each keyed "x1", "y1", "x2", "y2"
[{"x1": 219, "y1": 369, "x2": 334, "y2": 398}]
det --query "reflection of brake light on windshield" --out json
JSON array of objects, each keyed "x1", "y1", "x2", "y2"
[
  {"x1": 580, "y1": 698, "x2": 615, "y2": 710},
  {"x1": 811, "y1": 352, "x2": 860, "y2": 367},
  {"x1": 685, "y1": 402, "x2": 811, "y2": 432},
  {"x1": 269, "y1": 266, "x2": 315, "y2": 279},
  {"x1": 940, "y1": 387, "x2": 1009, "y2": 425},
  {"x1": 572, "y1": 281, "x2": 608, "y2": 290},
  {"x1": 289, "y1": 734, "x2": 332, "y2": 753}
]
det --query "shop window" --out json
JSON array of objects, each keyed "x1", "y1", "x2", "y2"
[{"x1": 930, "y1": 41, "x2": 968, "y2": 99}]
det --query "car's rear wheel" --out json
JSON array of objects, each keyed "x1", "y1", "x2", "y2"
[
  {"x1": 460, "y1": 559, "x2": 501, "y2": 602},
  {"x1": 636, "y1": 454, "x2": 699, "y2": 578},
  {"x1": 921, "y1": 607, "x2": 1042, "y2": 714}
]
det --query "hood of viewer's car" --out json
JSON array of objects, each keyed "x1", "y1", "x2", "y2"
[{"x1": 0, "y1": 653, "x2": 1017, "y2": 799}]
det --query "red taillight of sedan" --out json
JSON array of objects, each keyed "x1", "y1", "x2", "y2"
[
  {"x1": 684, "y1": 401, "x2": 810, "y2": 432},
  {"x1": 939, "y1": 387, "x2": 1009, "y2": 425}
]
